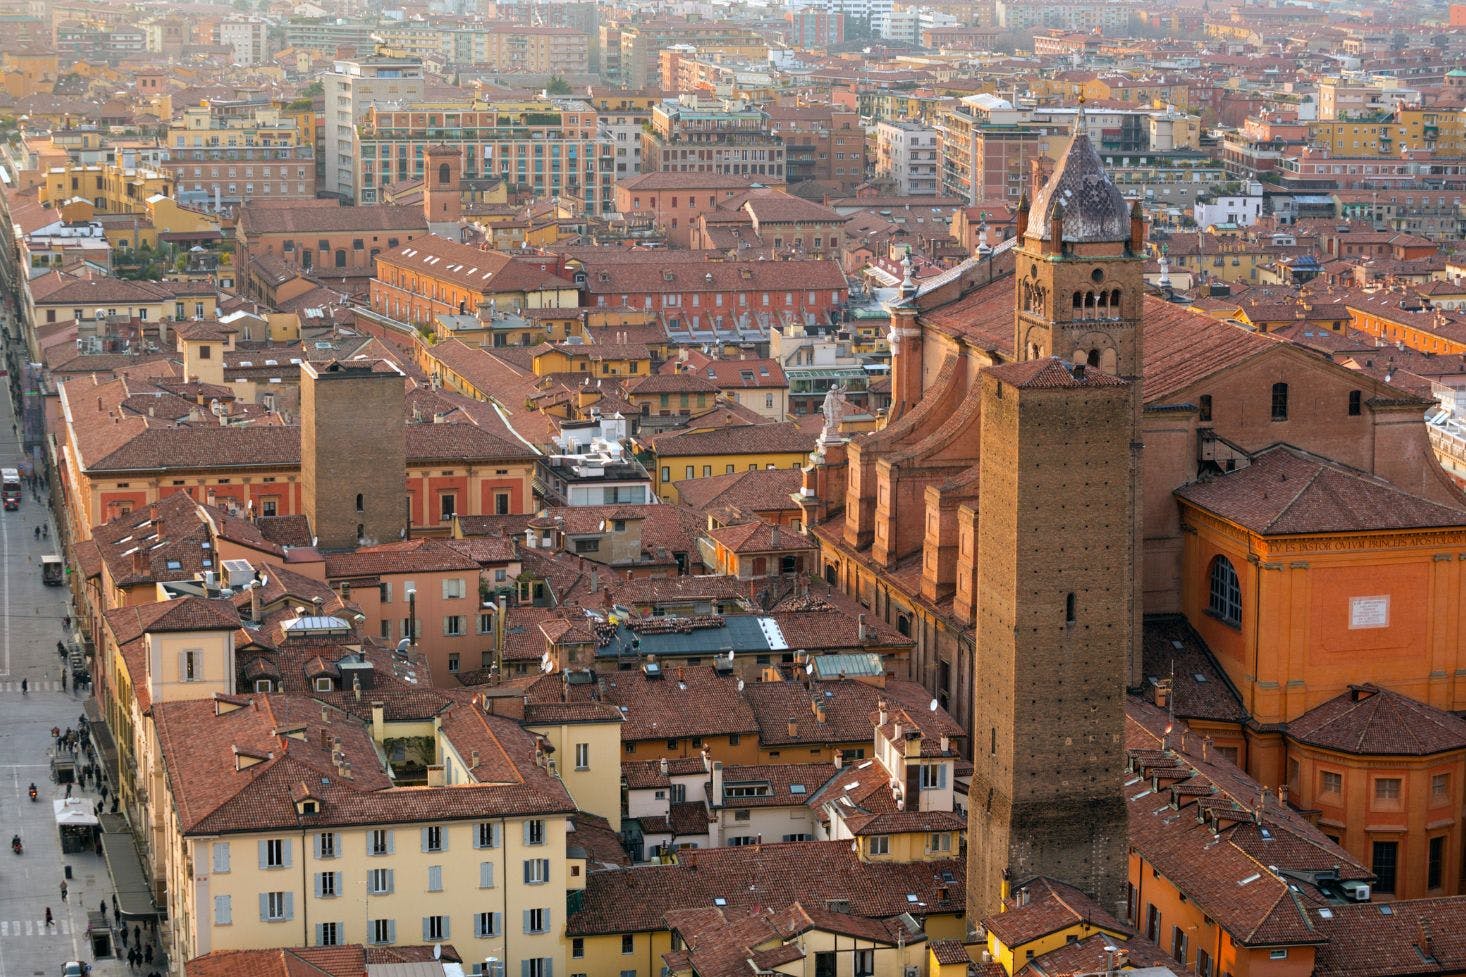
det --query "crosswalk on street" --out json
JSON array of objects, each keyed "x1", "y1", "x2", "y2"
[
  {"x1": 0, "y1": 680, "x2": 67, "y2": 693},
  {"x1": 0, "y1": 917, "x2": 74, "y2": 936}
]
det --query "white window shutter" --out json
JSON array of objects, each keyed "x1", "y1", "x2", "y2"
[
  {"x1": 387, "y1": 919, "x2": 396, "y2": 944},
  {"x1": 315, "y1": 923, "x2": 324, "y2": 946},
  {"x1": 283, "y1": 893, "x2": 294, "y2": 921},
  {"x1": 523, "y1": 909, "x2": 532, "y2": 934},
  {"x1": 258, "y1": 893, "x2": 269, "y2": 921},
  {"x1": 480, "y1": 861, "x2": 494, "y2": 888},
  {"x1": 387, "y1": 830, "x2": 395, "y2": 854},
  {"x1": 386, "y1": 869, "x2": 395, "y2": 894},
  {"x1": 422, "y1": 917, "x2": 432, "y2": 941},
  {"x1": 441, "y1": 916, "x2": 451, "y2": 939},
  {"x1": 282, "y1": 839, "x2": 292, "y2": 867},
  {"x1": 213, "y1": 842, "x2": 230, "y2": 874},
  {"x1": 214, "y1": 895, "x2": 231, "y2": 926},
  {"x1": 314, "y1": 873, "x2": 323, "y2": 898},
  {"x1": 258, "y1": 840, "x2": 268, "y2": 869},
  {"x1": 523, "y1": 821, "x2": 532, "y2": 846},
  {"x1": 421, "y1": 827, "x2": 430, "y2": 852}
]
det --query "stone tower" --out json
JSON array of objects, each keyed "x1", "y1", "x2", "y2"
[
  {"x1": 300, "y1": 360, "x2": 407, "y2": 551},
  {"x1": 967, "y1": 121, "x2": 1142, "y2": 920},
  {"x1": 423, "y1": 144, "x2": 463, "y2": 229}
]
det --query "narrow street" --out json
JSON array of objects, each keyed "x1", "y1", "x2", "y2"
[{"x1": 0, "y1": 355, "x2": 136, "y2": 977}]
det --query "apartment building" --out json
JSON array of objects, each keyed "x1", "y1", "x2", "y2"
[
  {"x1": 39, "y1": 161, "x2": 174, "y2": 215},
  {"x1": 376, "y1": 24, "x2": 590, "y2": 76},
  {"x1": 322, "y1": 55, "x2": 426, "y2": 201},
  {"x1": 217, "y1": 18, "x2": 269, "y2": 65},
  {"x1": 616, "y1": 20, "x2": 768, "y2": 88},
  {"x1": 355, "y1": 99, "x2": 615, "y2": 214},
  {"x1": 766, "y1": 105, "x2": 865, "y2": 190},
  {"x1": 641, "y1": 96, "x2": 786, "y2": 182},
  {"x1": 162, "y1": 102, "x2": 315, "y2": 212},
  {"x1": 150, "y1": 684, "x2": 605, "y2": 969},
  {"x1": 874, "y1": 120, "x2": 939, "y2": 196},
  {"x1": 371, "y1": 235, "x2": 580, "y2": 325}
]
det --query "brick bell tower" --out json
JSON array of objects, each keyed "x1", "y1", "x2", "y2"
[{"x1": 967, "y1": 115, "x2": 1143, "y2": 921}]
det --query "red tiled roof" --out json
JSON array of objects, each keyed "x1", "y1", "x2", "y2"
[
  {"x1": 239, "y1": 200, "x2": 426, "y2": 236},
  {"x1": 1287, "y1": 684, "x2": 1466, "y2": 756},
  {"x1": 1176, "y1": 445, "x2": 1466, "y2": 535}
]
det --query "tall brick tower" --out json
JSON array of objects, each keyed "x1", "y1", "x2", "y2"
[
  {"x1": 300, "y1": 360, "x2": 407, "y2": 550},
  {"x1": 967, "y1": 119, "x2": 1141, "y2": 921},
  {"x1": 423, "y1": 144, "x2": 463, "y2": 231}
]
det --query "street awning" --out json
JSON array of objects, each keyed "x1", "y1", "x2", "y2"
[
  {"x1": 100, "y1": 816, "x2": 158, "y2": 920},
  {"x1": 54, "y1": 799, "x2": 98, "y2": 827}
]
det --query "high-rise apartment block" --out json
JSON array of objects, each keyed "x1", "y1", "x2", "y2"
[{"x1": 323, "y1": 55, "x2": 426, "y2": 202}]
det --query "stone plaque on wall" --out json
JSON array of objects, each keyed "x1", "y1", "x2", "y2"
[{"x1": 1349, "y1": 595, "x2": 1390, "y2": 629}]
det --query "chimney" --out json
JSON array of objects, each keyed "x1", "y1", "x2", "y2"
[
  {"x1": 249, "y1": 581, "x2": 262, "y2": 622},
  {"x1": 370, "y1": 701, "x2": 385, "y2": 742},
  {"x1": 658, "y1": 756, "x2": 669, "y2": 776},
  {"x1": 832, "y1": 748, "x2": 843, "y2": 769},
  {"x1": 877, "y1": 698, "x2": 888, "y2": 727},
  {"x1": 770, "y1": 523, "x2": 780, "y2": 548},
  {"x1": 815, "y1": 702, "x2": 827, "y2": 724},
  {"x1": 787, "y1": 719, "x2": 798, "y2": 738},
  {"x1": 857, "y1": 613, "x2": 866, "y2": 641},
  {"x1": 470, "y1": 749, "x2": 480, "y2": 768},
  {"x1": 1202, "y1": 735, "x2": 1212, "y2": 762},
  {"x1": 1279, "y1": 783, "x2": 1289, "y2": 806},
  {"x1": 131, "y1": 548, "x2": 148, "y2": 576},
  {"x1": 940, "y1": 735, "x2": 950, "y2": 754},
  {"x1": 711, "y1": 760, "x2": 724, "y2": 807}
]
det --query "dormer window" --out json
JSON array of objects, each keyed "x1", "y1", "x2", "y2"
[
  {"x1": 298, "y1": 799, "x2": 318, "y2": 816},
  {"x1": 255, "y1": 679, "x2": 273, "y2": 693},
  {"x1": 314, "y1": 677, "x2": 334, "y2": 693}
]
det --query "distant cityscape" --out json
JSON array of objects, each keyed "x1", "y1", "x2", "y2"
[{"x1": 4, "y1": 3, "x2": 1466, "y2": 977}]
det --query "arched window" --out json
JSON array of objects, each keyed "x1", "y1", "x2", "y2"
[
  {"x1": 355, "y1": 493, "x2": 364, "y2": 512},
  {"x1": 1073, "y1": 291, "x2": 1083, "y2": 309},
  {"x1": 1271, "y1": 382, "x2": 1289, "y2": 421},
  {"x1": 438, "y1": 162, "x2": 451, "y2": 186},
  {"x1": 1087, "y1": 348, "x2": 1102, "y2": 368},
  {"x1": 824, "y1": 564, "x2": 837, "y2": 586},
  {"x1": 897, "y1": 614, "x2": 912, "y2": 637},
  {"x1": 1065, "y1": 592, "x2": 1076, "y2": 625},
  {"x1": 1110, "y1": 288, "x2": 1121, "y2": 311},
  {"x1": 1208, "y1": 556, "x2": 1242, "y2": 626}
]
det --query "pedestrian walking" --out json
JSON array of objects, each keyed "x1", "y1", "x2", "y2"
[
  {"x1": 60, "y1": 879, "x2": 68, "y2": 901},
  {"x1": 133, "y1": 924, "x2": 141, "y2": 946},
  {"x1": 100, "y1": 785, "x2": 108, "y2": 802},
  {"x1": 144, "y1": 945, "x2": 153, "y2": 964},
  {"x1": 64, "y1": 782, "x2": 72, "y2": 799},
  {"x1": 44, "y1": 907, "x2": 52, "y2": 928},
  {"x1": 94, "y1": 801, "x2": 102, "y2": 816},
  {"x1": 100, "y1": 898, "x2": 108, "y2": 918},
  {"x1": 112, "y1": 902, "x2": 121, "y2": 926},
  {"x1": 126, "y1": 949, "x2": 135, "y2": 970},
  {"x1": 63, "y1": 614, "x2": 70, "y2": 629},
  {"x1": 21, "y1": 678, "x2": 27, "y2": 695},
  {"x1": 61, "y1": 670, "x2": 66, "y2": 691}
]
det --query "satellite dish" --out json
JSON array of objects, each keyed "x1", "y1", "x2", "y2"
[
  {"x1": 929, "y1": 698, "x2": 939, "y2": 712},
  {"x1": 726, "y1": 650, "x2": 735, "y2": 662},
  {"x1": 805, "y1": 662, "x2": 814, "y2": 675},
  {"x1": 433, "y1": 945, "x2": 442, "y2": 960},
  {"x1": 737, "y1": 679, "x2": 745, "y2": 692}
]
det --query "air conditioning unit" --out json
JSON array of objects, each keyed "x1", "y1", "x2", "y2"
[
  {"x1": 1339, "y1": 880, "x2": 1371, "y2": 902},
  {"x1": 904, "y1": 968, "x2": 920, "y2": 977}
]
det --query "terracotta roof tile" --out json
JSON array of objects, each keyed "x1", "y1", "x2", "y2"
[
  {"x1": 1177, "y1": 446, "x2": 1466, "y2": 535},
  {"x1": 1287, "y1": 684, "x2": 1466, "y2": 756}
]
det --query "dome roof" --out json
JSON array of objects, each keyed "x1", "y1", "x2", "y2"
[{"x1": 1025, "y1": 126, "x2": 1130, "y2": 244}]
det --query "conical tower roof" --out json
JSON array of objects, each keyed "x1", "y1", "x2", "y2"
[{"x1": 1025, "y1": 122, "x2": 1129, "y2": 244}]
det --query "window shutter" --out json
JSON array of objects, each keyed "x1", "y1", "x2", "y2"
[
  {"x1": 386, "y1": 830, "x2": 395, "y2": 854},
  {"x1": 523, "y1": 910, "x2": 533, "y2": 934},
  {"x1": 523, "y1": 860, "x2": 532, "y2": 884},
  {"x1": 480, "y1": 861, "x2": 494, "y2": 888},
  {"x1": 491, "y1": 912, "x2": 501, "y2": 936},
  {"x1": 386, "y1": 869, "x2": 395, "y2": 894},
  {"x1": 544, "y1": 908, "x2": 552, "y2": 932},
  {"x1": 214, "y1": 895, "x2": 231, "y2": 926},
  {"x1": 422, "y1": 917, "x2": 432, "y2": 942},
  {"x1": 428, "y1": 865, "x2": 442, "y2": 891},
  {"x1": 386, "y1": 919, "x2": 396, "y2": 945},
  {"x1": 283, "y1": 893, "x2": 294, "y2": 921},
  {"x1": 281, "y1": 839, "x2": 292, "y2": 867},
  {"x1": 523, "y1": 821, "x2": 533, "y2": 846},
  {"x1": 522, "y1": 962, "x2": 531, "y2": 977},
  {"x1": 258, "y1": 840, "x2": 268, "y2": 869},
  {"x1": 213, "y1": 842, "x2": 230, "y2": 874},
  {"x1": 440, "y1": 917, "x2": 451, "y2": 940},
  {"x1": 315, "y1": 923, "x2": 324, "y2": 946},
  {"x1": 421, "y1": 827, "x2": 430, "y2": 852},
  {"x1": 258, "y1": 893, "x2": 269, "y2": 921},
  {"x1": 314, "y1": 873, "x2": 324, "y2": 898}
]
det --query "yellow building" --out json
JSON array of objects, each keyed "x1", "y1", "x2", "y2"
[
  {"x1": 983, "y1": 878, "x2": 1145, "y2": 977},
  {"x1": 641, "y1": 421, "x2": 816, "y2": 501},
  {"x1": 531, "y1": 342, "x2": 651, "y2": 379},
  {"x1": 40, "y1": 162, "x2": 175, "y2": 215}
]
